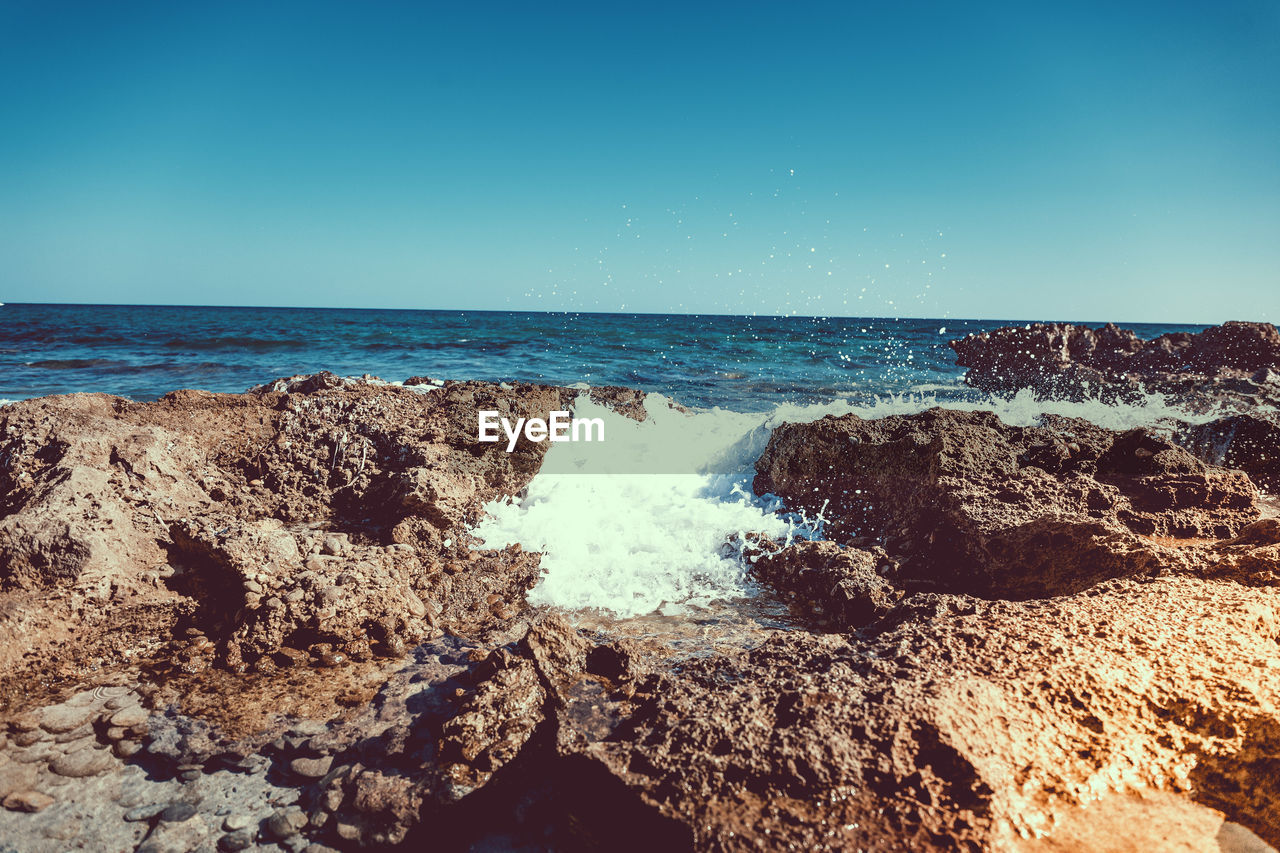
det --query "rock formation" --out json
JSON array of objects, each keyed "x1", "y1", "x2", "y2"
[
  {"x1": 3, "y1": 377, "x2": 1280, "y2": 851},
  {"x1": 949, "y1": 320, "x2": 1280, "y2": 408},
  {"x1": 754, "y1": 408, "x2": 1259, "y2": 598}
]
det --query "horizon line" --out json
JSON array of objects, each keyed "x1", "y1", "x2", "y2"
[{"x1": 0, "y1": 301, "x2": 1222, "y2": 329}]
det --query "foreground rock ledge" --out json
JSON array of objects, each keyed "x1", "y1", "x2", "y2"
[{"x1": 2, "y1": 379, "x2": 1280, "y2": 851}]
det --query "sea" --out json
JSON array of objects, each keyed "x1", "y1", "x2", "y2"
[
  {"x1": 0, "y1": 302, "x2": 1223, "y2": 621},
  {"x1": 0, "y1": 303, "x2": 1207, "y2": 409}
]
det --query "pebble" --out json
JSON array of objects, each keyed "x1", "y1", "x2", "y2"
[
  {"x1": 289, "y1": 756, "x2": 333, "y2": 779},
  {"x1": 114, "y1": 740, "x2": 143, "y2": 759},
  {"x1": 50, "y1": 746, "x2": 115, "y2": 778},
  {"x1": 274, "y1": 647, "x2": 309, "y2": 668},
  {"x1": 3, "y1": 790, "x2": 55, "y2": 812},
  {"x1": 110, "y1": 706, "x2": 149, "y2": 728},
  {"x1": 265, "y1": 808, "x2": 308, "y2": 840},
  {"x1": 161, "y1": 802, "x2": 198, "y2": 822},
  {"x1": 138, "y1": 813, "x2": 208, "y2": 853},
  {"x1": 319, "y1": 787, "x2": 343, "y2": 812},
  {"x1": 319, "y1": 652, "x2": 346, "y2": 667},
  {"x1": 218, "y1": 831, "x2": 253, "y2": 852},
  {"x1": 222, "y1": 814, "x2": 252, "y2": 832},
  {"x1": 38, "y1": 703, "x2": 95, "y2": 734},
  {"x1": 125, "y1": 802, "x2": 167, "y2": 822}
]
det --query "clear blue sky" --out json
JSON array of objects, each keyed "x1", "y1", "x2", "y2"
[{"x1": 1, "y1": 1, "x2": 1276, "y2": 322}]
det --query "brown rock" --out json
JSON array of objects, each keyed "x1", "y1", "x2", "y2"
[
  {"x1": 949, "y1": 320, "x2": 1280, "y2": 407},
  {"x1": 751, "y1": 539, "x2": 900, "y2": 629},
  {"x1": 754, "y1": 408, "x2": 1258, "y2": 598},
  {"x1": 50, "y1": 745, "x2": 114, "y2": 778},
  {"x1": 3, "y1": 789, "x2": 54, "y2": 812},
  {"x1": 0, "y1": 762, "x2": 38, "y2": 799},
  {"x1": 38, "y1": 702, "x2": 95, "y2": 734},
  {"x1": 289, "y1": 755, "x2": 333, "y2": 779},
  {"x1": 1177, "y1": 412, "x2": 1280, "y2": 492},
  {"x1": 0, "y1": 378, "x2": 570, "y2": 696}
]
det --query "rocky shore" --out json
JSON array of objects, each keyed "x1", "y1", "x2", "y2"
[
  {"x1": 948, "y1": 320, "x2": 1280, "y2": 406},
  {"x1": 1, "y1": 324, "x2": 1279, "y2": 852}
]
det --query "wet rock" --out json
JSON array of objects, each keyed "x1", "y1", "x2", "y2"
[
  {"x1": 1177, "y1": 412, "x2": 1280, "y2": 493},
  {"x1": 751, "y1": 539, "x2": 900, "y2": 629},
  {"x1": 755, "y1": 408, "x2": 1259, "y2": 597},
  {"x1": 949, "y1": 320, "x2": 1280, "y2": 407}
]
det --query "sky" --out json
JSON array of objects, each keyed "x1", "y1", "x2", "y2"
[{"x1": 0, "y1": 0, "x2": 1277, "y2": 323}]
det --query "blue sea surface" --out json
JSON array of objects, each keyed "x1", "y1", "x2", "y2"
[{"x1": 0, "y1": 304, "x2": 1207, "y2": 411}]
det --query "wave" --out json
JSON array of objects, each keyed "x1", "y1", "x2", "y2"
[
  {"x1": 24, "y1": 358, "x2": 249, "y2": 376},
  {"x1": 164, "y1": 337, "x2": 311, "y2": 352},
  {"x1": 26, "y1": 358, "x2": 124, "y2": 369},
  {"x1": 471, "y1": 387, "x2": 1229, "y2": 618}
]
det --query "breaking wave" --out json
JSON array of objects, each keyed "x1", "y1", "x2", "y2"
[{"x1": 472, "y1": 388, "x2": 1220, "y2": 617}]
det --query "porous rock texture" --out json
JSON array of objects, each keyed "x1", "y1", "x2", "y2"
[
  {"x1": 0, "y1": 374, "x2": 575, "y2": 699},
  {"x1": 4, "y1": 378, "x2": 1280, "y2": 852},
  {"x1": 949, "y1": 320, "x2": 1280, "y2": 409},
  {"x1": 754, "y1": 407, "x2": 1260, "y2": 598},
  {"x1": 1177, "y1": 412, "x2": 1280, "y2": 495}
]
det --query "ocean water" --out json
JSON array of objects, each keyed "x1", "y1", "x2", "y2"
[
  {"x1": 1, "y1": 302, "x2": 1222, "y2": 618},
  {"x1": 0, "y1": 303, "x2": 1207, "y2": 409}
]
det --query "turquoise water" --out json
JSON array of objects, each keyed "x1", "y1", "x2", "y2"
[{"x1": 0, "y1": 303, "x2": 1205, "y2": 410}]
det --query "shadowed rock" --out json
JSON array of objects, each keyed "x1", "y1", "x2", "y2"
[{"x1": 754, "y1": 408, "x2": 1258, "y2": 598}]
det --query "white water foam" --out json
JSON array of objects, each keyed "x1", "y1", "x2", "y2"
[{"x1": 471, "y1": 388, "x2": 1226, "y2": 618}]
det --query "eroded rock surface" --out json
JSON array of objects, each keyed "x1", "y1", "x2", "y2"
[
  {"x1": 0, "y1": 375, "x2": 577, "y2": 699},
  {"x1": 4, "y1": 377, "x2": 1280, "y2": 852},
  {"x1": 1178, "y1": 412, "x2": 1280, "y2": 495},
  {"x1": 754, "y1": 407, "x2": 1259, "y2": 598},
  {"x1": 949, "y1": 320, "x2": 1280, "y2": 408}
]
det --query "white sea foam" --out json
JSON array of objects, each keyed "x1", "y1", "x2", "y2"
[{"x1": 471, "y1": 388, "x2": 1226, "y2": 617}]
